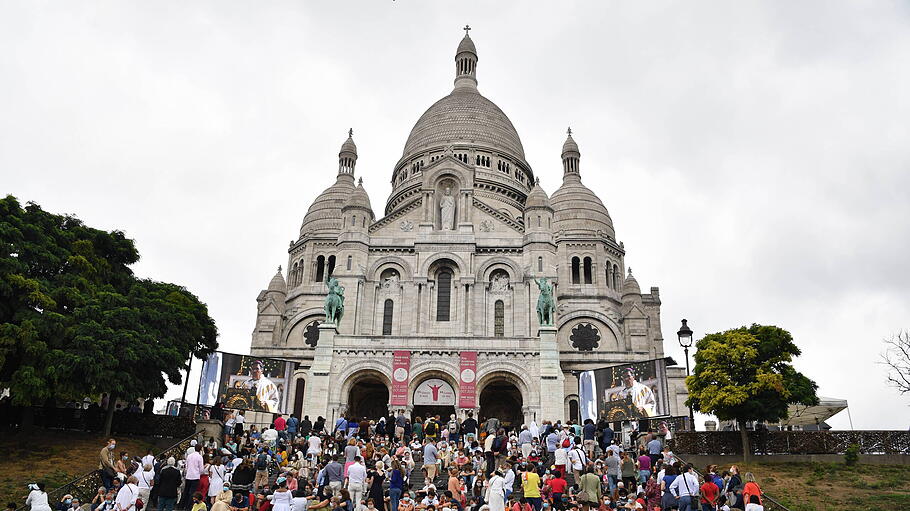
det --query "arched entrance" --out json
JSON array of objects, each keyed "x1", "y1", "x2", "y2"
[
  {"x1": 347, "y1": 375, "x2": 389, "y2": 419},
  {"x1": 479, "y1": 379, "x2": 523, "y2": 431}
]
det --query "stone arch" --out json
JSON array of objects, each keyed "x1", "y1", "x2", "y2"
[
  {"x1": 476, "y1": 367, "x2": 531, "y2": 427},
  {"x1": 557, "y1": 309, "x2": 623, "y2": 342},
  {"x1": 475, "y1": 365, "x2": 533, "y2": 403},
  {"x1": 332, "y1": 359, "x2": 393, "y2": 407},
  {"x1": 282, "y1": 308, "x2": 326, "y2": 344},
  {"x1": 368, "y1": 256, "x2": 414, "y2": 281},
  {"x1": 339, "y1": 368, "x2": 391, "y2": 419},
  {"x1": 476, "y1": 256, "x2": 523, "y2": 282},
  {"x1": 423, "y1": 163, "x2": 471, "y2": 190},
  {"x1": 418, "y1": 252, "x2": 468, "y2": 278}
]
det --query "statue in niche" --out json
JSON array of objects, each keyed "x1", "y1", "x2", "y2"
[
  {"x1": 440, "y1": 186, "x2": 456, "y2": 230},
  {"x1": 381, "y1": 273, "x2": 400, "y2": 293},
  {"x1": 490, "y1": 272, "x2": 509, "y2": 294}
]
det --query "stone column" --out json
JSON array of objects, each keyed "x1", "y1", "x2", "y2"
[
  {"x1": 304, "y1": 323, "x2": 338, "y2": 420},
  {"x1": 538, "y1": 326, "x2": 565, "y2": 421}
]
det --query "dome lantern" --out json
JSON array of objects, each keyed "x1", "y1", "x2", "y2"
[
  {"x1": 338, "y1": 128, "x2": 358, "y2": 176},
  {"x1": 454, "y1": 25, "x2": 478, "y2": 90},
  {"x1": 562, "y1": 127, "x2": 581, "y2": 179}
]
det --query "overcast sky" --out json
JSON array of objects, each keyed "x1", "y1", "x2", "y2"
[{"x1": 2, "y1": 1, "x2": 908, "y2": 429}]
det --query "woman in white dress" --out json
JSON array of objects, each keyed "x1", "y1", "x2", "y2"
[
  {"x1": 485, "y1": 470, "x2": 505, "y2": 511},
  {"x1": 268, "y1": 479, "x2": 294, "y2": 511},
  {"x1": 208, "y1": 457, "x2": 227, "y2": 503},
  {"x1": 25, "y1": 483, "x2": 52, "y2": 511}
]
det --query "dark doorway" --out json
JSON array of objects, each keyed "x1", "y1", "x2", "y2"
[
  {"x1": 479, "y1": 380, "x2": 523, "y2": 431},
  {"x1": 348, "y1": 378, "x2": 389, "y2": 419},
  {"x1": 293, "y1": 379, "x2": 306, "y2": 418}
]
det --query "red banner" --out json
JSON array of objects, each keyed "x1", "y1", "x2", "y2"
[
  {"x1": 390, "y1": 351, "x2": 411, "y2": 407},
  {"x1": 459, "y1": 351, "x2": 477, "y2": 408}
]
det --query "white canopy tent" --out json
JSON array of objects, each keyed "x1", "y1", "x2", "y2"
[{"x1": 781, "y1": 396, "x2": 850, "y2": 428}]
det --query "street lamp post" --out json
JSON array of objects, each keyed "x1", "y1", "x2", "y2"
[{"x1": 677, "y1": 319, "x2": 695, "y2": 428}]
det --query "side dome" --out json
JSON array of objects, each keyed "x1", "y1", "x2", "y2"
[
  {"x1": 400, "y1": 88, "x2": 526, "y2": 162},
  {"x1": 525, "y1": 179, "x2": 552, "y2": 210},
  {"x1": 551, "y1": 178, "x2": 614, "y2": 237},
  {"x1": 268, "y1": 267, "x2": 287, "y2": 293},
  {"x1": 342, "y1": 178, "x2": 375, "y2": 219},
  {"x1": 299, "y1": 174, "x2": 356, "y2": 236},
  {"x1": 622, "y1": 268, "x2": 641, "y2": 296}
]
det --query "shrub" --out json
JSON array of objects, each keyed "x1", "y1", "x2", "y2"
[{"x1": 844, "y1": 443, "x2": 860, "y2": 466}]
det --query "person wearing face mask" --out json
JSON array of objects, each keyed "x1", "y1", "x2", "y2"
[
  {"x1": 114, "y1": 452, "x2": 131, "y2": 483},
  {"x1": 210, "y1": 484, "x2": 233, "y2": 511},
  {"x1": 100, "y1": 439, "x2": 118, "y2": 490},
  {"x1": 55, "y1": 494, "x2": 75, "y2": 511}
]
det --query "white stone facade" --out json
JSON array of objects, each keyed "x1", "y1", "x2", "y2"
[{"x1": 249, "y1": 31, "x2": 688, "y2": 425}]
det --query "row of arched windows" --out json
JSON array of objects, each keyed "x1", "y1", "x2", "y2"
[{"x1": 570, "y1": 257, "x2": 622, "y2": 289}]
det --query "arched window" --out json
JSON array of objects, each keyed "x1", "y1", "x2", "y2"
[
  {"x1": 362, "y1": 217, "x2": 365, "y2": 227},
  {"x1": 537, "y1": 215, "x2": 541, "y2": 227},
  {"x1": 315, "y1": 255, "x2": 325, "y2": 282},
  {"x1": 327, "y1": 256, "x2": 336, "y2": 278},
  {"x1": 583, "y1": 257, "x2": 593, "y2": 284},
  {"x1": 613, "y1": 264, "x2": 620, "y2": 289},
  {"x1": 571, "y1": 257, "x2": 580, "y2": 284},
  {"x1": 382, "y1": 299, "x2": 394, "y2": 335},
  {"x1": 292, "y1": 262, "x2": 298, "y2": 286},
  {"x1": 351, "y1": 215, "x2": 356, "y2": 226},
  {"x1": 605, "y1": 262, "x2": 612, "y2": 289},
  {"x1": 537, "y1": 256, "x2": 543, "y2": 273},
  {"x1": 569, "y1": 399, "x2": 579, "y2": 423},
  {"x1": 436, "y1": 269, "x2": 452, "y2": 321},
  {"x1": 346, "y1": 255, "x2": 352, "y2": 271},
  {"x1": 494, "y1": 300, "x2": 504, "y2": 337}
]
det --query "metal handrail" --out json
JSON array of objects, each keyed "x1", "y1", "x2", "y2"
[{"x1": 45, "y1": 432, "x2": 199, "y2": 505}]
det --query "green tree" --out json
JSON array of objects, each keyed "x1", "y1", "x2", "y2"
[
  {"x1": 0, "y1": 195, "x2": 217, "y2": 433},
  {"x1": 685, "y1": 324, "x2": 818, "y2": 461}
]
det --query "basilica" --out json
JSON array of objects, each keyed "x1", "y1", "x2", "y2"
[{"x1": 249, "y1": 30, "x2": 688, "y2": 426}]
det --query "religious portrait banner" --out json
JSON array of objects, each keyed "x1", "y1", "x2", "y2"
[
  {"x1": 459, "y1": 351, "x2": 478, "y2": 408},
  {"x1": 390, "y1": 350, "x2": 411, "y2": 406}
]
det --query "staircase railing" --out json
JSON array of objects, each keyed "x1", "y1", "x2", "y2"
[{"x1": 674, "y1": 454, "x2": 791, "y2": 511}]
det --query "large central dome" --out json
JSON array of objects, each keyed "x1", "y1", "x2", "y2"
[{"x1": 400, "y1": 88, "x2": 525, "y2": 161}]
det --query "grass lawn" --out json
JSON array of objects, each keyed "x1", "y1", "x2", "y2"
[
  {"x1": 741, "y1": 461, "x2": 910, "y2": 511},
  {"x1": 0, "y1": 429, "x2": 155, "y2": 506}
]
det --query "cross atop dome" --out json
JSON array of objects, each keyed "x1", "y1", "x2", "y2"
[
  {"x1": 348, "y1": 128, "x2": 353, "y2": 137},
  {"x1": 567, "y1": 126, "x2": 572, "y2": 136},
  {"x1": 463, "y1": 24, "x2": 471, "y2": 36}
]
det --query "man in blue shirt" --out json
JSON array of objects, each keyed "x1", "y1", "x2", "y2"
[
  {"x1": 286, "y1": 414, "x2": 299, "y2": 443},
  {"x1": 334, "y1": 416, "x2": 347, "y2": 437}
]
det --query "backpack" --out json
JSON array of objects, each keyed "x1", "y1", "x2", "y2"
[
  {"x1": 448, "y1": 421, "x2": 459, "y2": 434},
  {"x1": 562, "y1": 438, "x2": 571, "y2": 448},
  {"x1": 492, "y1": 436, "x2": 502, "y2": 452},
  {"x1": 426, "y1": 422, "x2": 438, "y2": 436},
  {"x1": 255, "y1": 453, "x2": 269, "y2": 470}
]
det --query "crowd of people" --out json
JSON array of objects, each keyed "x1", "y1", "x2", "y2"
[{"x1": 21, "y1": 411, "x2": 767, "y2": 511}]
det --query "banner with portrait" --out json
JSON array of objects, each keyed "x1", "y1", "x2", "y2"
[
  {"x1": 578, "y1": 358, "x2": 670, "y2": 422},
  {"x1": 198, "y1": 351, "x2": 298, "y2": 414}
]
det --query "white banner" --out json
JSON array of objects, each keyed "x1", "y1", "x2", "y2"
[{"x1": 413, "y1": 378, "x2": 456, "y2": 406}]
